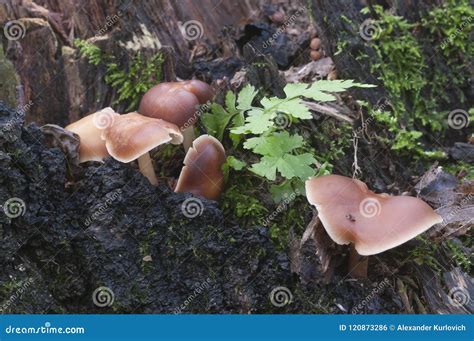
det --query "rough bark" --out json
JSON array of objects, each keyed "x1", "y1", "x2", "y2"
[
  {"x1": 0, "y1": 102, "x2": 404, "y2": 313},
  {"x1": 0, "y1": 0, "x2": 264, "y2": 125}
]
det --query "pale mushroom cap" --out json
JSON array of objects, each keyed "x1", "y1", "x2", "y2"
[
  {"x1": 175, "y1": 134, "x2": 225, "y2": 200},
  {"x1": 65, "y1": 107, "x2": 119, "y2": 163},
  {"x1": 139, "y1": 83, "x2": 201, "y2": 128},
  {"x1": 305, "y1": 175, "x2": 443, "y2": 256},
  {"x1": 101, "y1": 112, "x2": 183, "y2": 163}
]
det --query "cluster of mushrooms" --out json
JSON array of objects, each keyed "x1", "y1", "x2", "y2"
[
  {"x1": 63, "y1": 79, "x2": 442, "y2": 279},
  {"x1": 65, "y1": 79, "x2": 224, "y2": 200}
]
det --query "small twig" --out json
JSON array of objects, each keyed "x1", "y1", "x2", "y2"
[
  {"x1": 352, "y1": 132, "x2": 361, "y2": 179},
  {"x1": 302, "y1": 100, "x2": 354, "y2": 124}
]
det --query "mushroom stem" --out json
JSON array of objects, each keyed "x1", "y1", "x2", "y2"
[
  {"x1": 138, "y1": 153, "x2": 158, "y2": 185},
  {"x1": 182, "y1": 126, "x2": 195, "y2": 152},
  {"x1": 348, "y1": 244, "x2": 368, "y2": 279}
]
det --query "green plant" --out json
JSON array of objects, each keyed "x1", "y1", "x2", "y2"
[
  {"x1": 421, "y1": 0, "x2": 474, "y2": 101},
  {"x1": 202, "y1": 80, "x2": 373, "y2": 188},
  {"x1": 203, "y1": 79, "x2": 373, "y2": 245},
  {"x1": 410, "y1": 237, "x2": 443, "y2": 272},
  {"x1": 422, "y1": 0, "x2": 474, "y2": 61},
  {"x1": 105, "y1": 53, "x2": 164, "y2": 110},
  {"x1": 74, "y1": 39, "x2": 102, "y2": 65},
  {"x1": 362, "y1": 5, "x2": 435, "y2": 130},
  {"x1": 445, "y1": 240, "x2": 471, "y2": 273},
  {"x1": 221, "y1": 176, "x2": 269, "y2": 227},
  {"x1": 75, "y1": 39, "x2": 164, "y2": 111},
  {"x1": 356, "y1": 4, "x2": 472, "y2": 159}
]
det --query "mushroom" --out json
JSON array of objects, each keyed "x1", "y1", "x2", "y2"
[
  {"x1": 175, "y1": 134, "x2": 225, "y2": 200},
  {"x1": 310, "y1": 50, "x2": 322, "y2": 61},
  {"x1": 180, "y1": 80, "x2": 214, "y2": 104},
  {"x1": 310, "y1": 37, "x2": 321, "y2": 50},
  {"x1": 65, "y1": 107, "x2": 119, "y2": 163},
  {"x1": 101, "y1": 112, "x2": 183, "y2": 185},
  {"x1": 138, "y1": 80, "x2": 213, "y2": 151},
  {"x1": 305, "y1": 174, "x2": 442, "y2": 278}
]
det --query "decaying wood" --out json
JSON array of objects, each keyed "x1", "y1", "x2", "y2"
[
  {"x1": 416, "y1": 265, "x2": 473, "y2": 314},
  {"x1": 449, "y1": 142, "x2": 474, "y2": 163},
  {"x1": 41, "y1": 123, "x2": 80, "y2": 165},
  {"x1": 290, "y1": 213, "x2": 342, "y2": 285},
  {"x1": 283, "y1": 57, "x2": 335, "y2": 83},
  {"x1": 415, "y1": 165, "x2": 473, "y2": 241},
  {"x1": 303, "y1": 100, "x2": 354, "y2": 124},
  {"x1": 0, "y1": 0, "x2": 265, "y2": 125}
]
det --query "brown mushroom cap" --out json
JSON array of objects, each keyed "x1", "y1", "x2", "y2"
[
  {"x1": 305, "y1": 175, "x2": 443, "y2": 256},
  {"x1": 101, "y1": 112, "x2": 183, "y2": 163},
  {"x1": 65, "y1": 107, "x2": 119, "y2": 163},
  {"x1": 180, "y1": 80, "x2": 214, "y2": 104},
  {"x1": 138, "y1": 80, "x2": 212, "y2": 128},
  {"x1": 175, "y1": 134, "x2": 225, "y2": 200},
  {"x1": 310, "y1": 37, "x2": 321, "y2": 50}
]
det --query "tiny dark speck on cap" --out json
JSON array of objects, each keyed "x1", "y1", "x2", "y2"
[{"x1": 345, "y1": 214, "x2": 356, "y2": 222}]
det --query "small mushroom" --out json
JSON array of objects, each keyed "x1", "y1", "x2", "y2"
[
  {"x1": 305, "y1": 174, "x2": 442, "y2": 278},
  {"x1": 175, "y1": 134, "x2": 225, "y2": 200},
  {"x1": 310, "y1": 50, "x2": 323, "y2": 61},
  {"x1": 65, "y1": 107, "x2": 119, "y2": 163},
  {"x1": 310, "y1": 37, "x2": 321, "y2": 50},
  {"x1": 139, "y1": 80, "x2": 213, "y2": 151},
  {"x1": 101, "y1": 112, "x2": 183, "y2": 185}
]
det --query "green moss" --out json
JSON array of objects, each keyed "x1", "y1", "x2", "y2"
[
  {"x1": 355, "y1": 3, "x2": 472, "y2": 161},
  {"x1": 445, "y1": 240, "x2": 471, "y2": 273},
  {"x1": 74, "y1": 39, "x2": 164, "y2": 111},
  {"x1": 0, "y1": 45, "x2": 20, "y2": 108},
  {"x1": 74, "y1": 39, "x2": 102, "y2": 65},
  {"x1": 0, "y1": 278, "x2": 32, "y2": 302},
  {"x1": 138, "y1": 230, "x2": 157, "y2": 274},
  {"x1": 222, "y1": 175, "x2": 269, "y2": 227},
  {"x1": 444, "y1": 161, "x2": 474, "y2": 180},
  {"x1": 422, "y1": 0, "x2": 474, "y2": 61},
  {"x1": 269, "y1": 199, "x2": 306, "y2": 250},
  {"x1": 310, "y1": 120, "x2": 352, "y2": 174},
  {"x1": 105, "y1": 52, "x2": 164, "y2": 111},
  {"x1": 409, "y1": 237, "x2": 443, "y2": 272}
]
